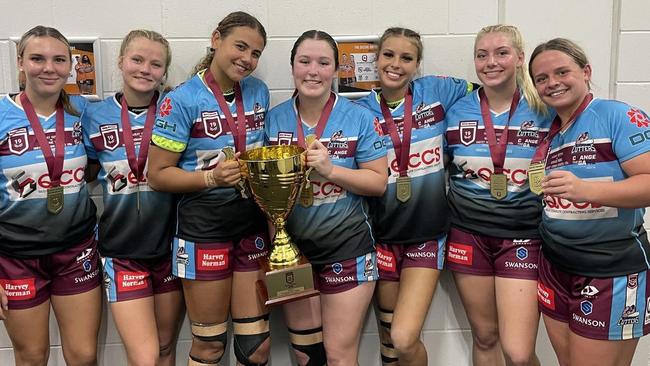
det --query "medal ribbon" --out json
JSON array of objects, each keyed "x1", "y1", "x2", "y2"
[
  {"x1": 380, "y1": 87, "x2": 413, "y2": 178},
  {"x1": 295, "y1": 92, "x2": 336, "y2": 148},
  {"x1": 204, "y1": 69, "x2": 247, "y2": 152},
  {"x1": 531, "y1": 93, "x2": 593, "y2": 164},
  {"x1": 479, "y1": 87, "x2": 520, "y2": 174},
  {"x1": 21, "y1": 93, "x2": 65, "y2": 187},
  {"x1": 120, "y1": 91, "x2": 159, "y2": 182}
]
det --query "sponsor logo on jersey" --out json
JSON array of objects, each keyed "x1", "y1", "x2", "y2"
[
  {"x1": 176, "y1": 247, "x2": 189, "y2": 265},
  {"x1": 100, "y1": 124, "x2": 120, "y2": 151},
  {"x1": 76, "y1": 247, "x2": 94, "y2": 263},
  {"x1": 363, "y1": 254, "x2": 375, "y2": 278},
  {"x1": 460, "y1": 120, "x2": 477, "y2": 146},
  {"x1": 159, "y1": 97, "x2": 173, "y2": 117},
  {"x1": 627, "y1": 108, "x2": 650, "y2": 128},
  {"x1": 537, "y1": 282, "x2": 555, "y2": 310},
  {"x1": 627, "y1": 274, "x2": 638, "y2": 289},
  {"x1": 543, "y1": 193, "x2": 618, "y2": 221},
  {"x1": 644, "y1": 297, "x2": 650, "y2": 325},
  {"x1": 103, "y1": 271, "x2": 111, "y2": 289},
  {"x1": 116, "y1": 271, "x2": 149, "y2": 292},
  {"x1": 515, "y1": 120, "x2": 541, "y2": 146},
  {"x1": 201, "y1": 111, "x2": 223, "y2": 139},
  {"x1": 418, "y1": 243, "x2": 426, "y2": 250},
  {"x1": 8, "y1": 127, "x2": 29, "y2": 155},
  {"x1": 581, "y1": 300, "x2": 593, "y2": 315},
  {"x1": 0, "y1": 278, "x2": 36, "y2": 300},
  {"x1": 447, "y1": 243, "x2": 473, "y2": 265},
  {"x1": 513, "y1": 239, "x2": 532, "y2": 246},
  {"x1": 581, "y1": 285, "x2": 599, "y2": 298},
  {"x1": 327, "y1": 130, "x2": 349, "y2": 153},
  {"x1": 332, "y1": 262, "x2": 343, "y2": 275},
  {"x1": 197, "y1": 248, "x2": 229, "y2": 271},
  {"x1": 629, "y1": 130, "x2": 650, "y2": 146},
  {"x1": 82, "y1": 260, "x2": 92, "y2": 272},
  {"x1": 572, "y1": 313, "x2": 606, "y2": 328},
  {"x1": 277, "y1": 131, "x2": 294, "y2": 145},
  {"x1": 373, "y1": 117, "x2": 384, "y2": 136},
  {"x1": 376, "y1": 247, "x2": 396, "y2": 272},
  {"x1": 618, "y1": 305, "x2": 640, "y2": 326},
  {"x1": 11, "y1": 170, "x2": 36, "y2": 198},
  {"x1": 74, "y1": 268, "x2": 99, "y2": 284},
  {"x1": 155, "y1": 118, "x2": 176, "y2": 132},
  {"x1": 255, "y1": 237, "x2": 265, "y2": 250},
  {"x1": 516, "y1": 246, "x2": 528, "y2": 261}
]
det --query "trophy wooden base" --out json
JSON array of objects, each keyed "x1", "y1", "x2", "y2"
[{"x1": 256, "y1": 256, "x2": 319, "y2": 306}]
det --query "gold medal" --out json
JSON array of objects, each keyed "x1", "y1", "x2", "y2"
[
  {"x1": 300, "y1": 167, "x2": 314, "y2": 208},
  {"x1": 528, "y1": 161, "x2": 545, "y2": 195},
  {"x1": 47, "y1": 186, "x2": 64, "y2": 214},
  {"x1": 305, "y1": 134, "x2": 317, "y2": 147},
  {"x1": 222, "y1": 147, "x2": 235, "y2": 160},
  {"x1": 490, "y1": 173, "x2": 508, "y2": 200},
  {"x1": 395, "y1": 176, "x2": 411, "y2": 203}
]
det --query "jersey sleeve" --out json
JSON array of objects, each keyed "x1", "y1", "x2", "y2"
[
  {"x1": 152, "y1": 92, "x2": 194, "y2": 153},
  {"x1": 609, "y1": 102, "x2": 650, "y2": 162},
  {"x1": 80, "y1": 106, "x2": 97, "y2": 160},
  {"x1": 355, "y1": 107, "x2": 386, "y2": 163},
  {"x1": 435, "y1": 75, "x2": 473, "y2": 110}
]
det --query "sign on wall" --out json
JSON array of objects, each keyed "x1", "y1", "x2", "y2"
[{"x1": 334, "y1": 35, "x2": 380, "y2": 99}]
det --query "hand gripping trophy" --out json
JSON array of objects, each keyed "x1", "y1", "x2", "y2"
[{"x1": 239, "y1": 145, "x2": 319, "y2": 305}]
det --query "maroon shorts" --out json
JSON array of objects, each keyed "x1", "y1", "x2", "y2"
[
  {"x1": 445, "y1": 227, "x2": 539, "y2": 280},
  {"x1": 0, "y1": 236, "x2": 101, "y2": 309},
  {"x1": 376, "y1": 235, "x2": 446, "y2": 281},
  {"x1": 102, "y1": 255, "x2": 181, "y2": 303},
  {"x1": 538, "y1": 253, "x2": 650, "y2": 340},
  {"x1": 312, "y1": 252, "x2": 378, "y2": 294},
  {"x1": 172, "y1": 231, "x2": 270, "y2": 280}
]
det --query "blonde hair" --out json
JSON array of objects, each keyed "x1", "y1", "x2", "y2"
[
  {"x1": 475, "y1": 24, "x2": 546, "y2": 115},
  {"x1": 192, "y1": 11, "x2": 267, "y2": 76},
  {"x1": 17, "y1": 25, "x2": 79, "y2": 116}
]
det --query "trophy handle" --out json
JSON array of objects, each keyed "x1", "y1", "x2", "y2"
[{"x1": 303, "y1": 167, "x2": 314, "y2": 187}]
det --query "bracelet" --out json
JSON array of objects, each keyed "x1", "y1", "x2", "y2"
[{"x1": 203, "y1": 170, "x2": 218, "y2": 188}]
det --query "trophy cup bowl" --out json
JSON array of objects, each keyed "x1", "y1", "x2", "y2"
[{"x1": 239, "y1": 145, "x2": 319, "y2": 305}]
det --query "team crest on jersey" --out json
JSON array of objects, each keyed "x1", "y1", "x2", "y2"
[
  {"x1": 459, "y1": 120, "x2": 478, "y2": 146},
  {"x1": 100, "y1": 124, "x2": 120, "y2": 151},
  {"x1": 201, "y1": 111, "x2": 223, "y2": 139},
  {"x1": 8, "y1": 127, "x2": 29, "y2": 155},
  {"x1": 277, "y1": 131, "x2": 294, "y2": 145},
  {"x1": 332, "y1": 262, "x2": 343, "y2": 275}
]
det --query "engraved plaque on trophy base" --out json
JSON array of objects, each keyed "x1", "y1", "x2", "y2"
[{"x1": 256, "y1": 256, "x2": 319, "y2": 306}]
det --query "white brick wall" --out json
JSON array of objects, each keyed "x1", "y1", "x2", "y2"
[{"x1": 2, "y1": 0, "x2": 650, "y2": 364}]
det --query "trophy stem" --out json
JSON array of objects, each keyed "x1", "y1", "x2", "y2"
[{"x1": 270, "y1": 218, "x2": 300, "y2": 269}]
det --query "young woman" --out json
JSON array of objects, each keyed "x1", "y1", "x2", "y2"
[
  {"x1": 82, "y1": 29, "x2": 184, "y2": 366},
  {"x1": 265, "y1": 30, "x2": 387, "y2": 366},
  {"x1": 0, "y1": 25, "x2": 100, "y2": 365},
  {"x1": 355, "y1": 27, "x2": 474, "y2": 366},
  {"x1": 529, "y1": 38, "x2": 650, "y2": 366},
  {"x1": 445, "y1": 25, "x2": 552, "y2": 366},
  {"x1": 146, "y1": 12, "x2": 271, "y2": 366}
]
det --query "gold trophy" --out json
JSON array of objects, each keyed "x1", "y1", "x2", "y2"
[{"x1": 239, "y1": 145, "x2": 319, "y2": 305}]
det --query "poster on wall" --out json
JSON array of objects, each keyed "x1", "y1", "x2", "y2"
[
  {"x1": 11, "y1": 37, "x2": 102, "y2": 100},
  {"x1": 334, "y1": 35, "x2": 380, "y2": 99}
]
